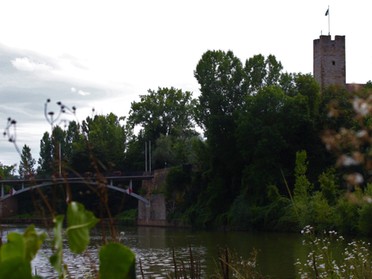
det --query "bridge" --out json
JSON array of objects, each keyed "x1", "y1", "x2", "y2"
[
  {"x1": 0, "y1": 169, "x2": 170, "y2": 226},
  {"x1": 0, "y1": 173, "x2": 154, "y2": 206}
]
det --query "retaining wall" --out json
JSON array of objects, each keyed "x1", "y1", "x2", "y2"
[{"x1": 137, "y1": 168, "x2": 170, "y2": 226}]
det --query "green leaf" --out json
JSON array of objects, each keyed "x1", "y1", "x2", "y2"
[
  {"x1": 66, "y1": 201, "x2": 99, "y2": 254},
  {"x1": 50, "y1": 215, "x2": 65, "y2": 277},
  {"x1": 0, "y1": 257, "x2": 32, "y2": 279},
  {"x1": 99, "y1": 243, "x2": 136, "y2": 279},
  {"x1": 0, "y1": 233, "x2": 25, "y2": 261},
  {"x1": 23, "y1": 225, "x2": 47, "y2": 262},
  {"x1": 0, "y1": 232, "x2": 33, "y2": 279}
]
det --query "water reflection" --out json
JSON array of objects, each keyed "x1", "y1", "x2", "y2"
[
  {"x1": 1, "y1": 225, "x2": 303, "y2": 278},
  {"x1": 121, "y1": 227, "x2": 208, "y2": 278}
]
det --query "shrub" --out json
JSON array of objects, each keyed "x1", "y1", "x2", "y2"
[
  {"x1": 319, "y1": 168, "x2": 339, "y2": 206},
  {"x1": 334, "y1": 197, "x2": 359, "y2": 235},
  {"x1": 263, "y1": 184, "x2": 294, "y2": 231},
  {"x1": 358, "y1": 202, "x2": 372, "y2": 236},
  {"x1": 307, "y1": 192, "x2": 335, "y2": 232}
]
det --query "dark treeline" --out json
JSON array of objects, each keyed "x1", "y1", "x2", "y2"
[{"x1": 4, "y1": 50, "x2": 372, "y2": 234}]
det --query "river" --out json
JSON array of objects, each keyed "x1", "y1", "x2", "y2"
[{"x1": 1, "y1": 225, "x2": 305, "y2": 278}]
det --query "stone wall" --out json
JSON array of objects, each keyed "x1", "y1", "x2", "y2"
[
  {"x1": 137, "y1": 194, "x2": 168, "y2": 226},
  {"x1": 137, "y1": 168, "x2": 170, "y2": 226},
  {"x1": 141, "y1": 168, "x2": 169, "y2": 194}
]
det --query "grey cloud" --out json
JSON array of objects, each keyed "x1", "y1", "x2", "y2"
[
  {"x1": 0, "y1": 44, "x2": 132, "y2": 166},
  {"x1": 11, "y1": 57, "x2": 53, "y2": 72},
  {"x1": 0, "y1": 44, "x2": 122, "y2": 116}
]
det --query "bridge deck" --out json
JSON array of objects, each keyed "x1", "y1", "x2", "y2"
[{"x1": 0, "y1": 174, "x2": 154, "y2": 185}]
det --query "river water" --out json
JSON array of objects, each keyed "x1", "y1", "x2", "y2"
[{"x1": 1, "y1": 225, "x2": 304, "y2": 278}]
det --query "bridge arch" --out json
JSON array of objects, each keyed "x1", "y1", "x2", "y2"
[{"x1": 0, "y1": 179, "x2": 150, "y2": 206}]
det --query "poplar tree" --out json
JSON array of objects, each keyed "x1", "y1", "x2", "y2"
[{"x1": 19, "y1": 144, "x2": 36, "y2": 178}]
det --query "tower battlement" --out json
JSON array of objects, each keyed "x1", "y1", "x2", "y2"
[{"x1": 313, "y1": 35, "x2": 346, "y2": 89}]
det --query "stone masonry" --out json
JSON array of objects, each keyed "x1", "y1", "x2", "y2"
[
  {"x1": 313, "y1": 35, "x2": 346, "y2": 88},
  {"x1": 137, "y1": 168, "x2": 169, "y2": 226}
]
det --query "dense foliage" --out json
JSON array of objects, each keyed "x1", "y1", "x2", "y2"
[
  {"x1": 127, "y1": 87, "x2": 199, "y2": 169},
  {"x1": 2, "y1": 49, "x2": 372, "y2": 235}
]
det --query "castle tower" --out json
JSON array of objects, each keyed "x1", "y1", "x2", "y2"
[{"x1": 313, "y1": 35, "x2": 346, "y2": 88}]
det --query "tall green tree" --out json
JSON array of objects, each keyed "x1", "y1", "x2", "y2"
[
  {"x1": 78, "y1": 113, "x2": 127, "y2": 172},
  {"x1": 152, "y1": 134, "x2": 201, "y2": 168},
  {"x1": 37, "y1": 126, "x2": 67, "y2": 176},
  {"x1": 124, "y1": 131, "x2": 147, "y2": 172},
  {"x1": 195, "y1": 50, "x2": 245, "y2": 130},
  {"x1": 18, "y1": 144, "x2": 36, "y2": 178},
  {"x1": 195, "y1": 51, "x2": 286, "y2": 154},
  {"x1": 236, "y1": 86, "x2": 308, "y2": 201},
  {"x1": 127, "y1": 87, "x2": 198, "y2": 169},
  {"x1": 37, "y1": 132, "x2": 53, "y2": 177},
  {"x1": 128, "y1": 87, "x2": 197, "y2": 141},
  {"x1": 244, "y1": 54, "x2": 283, "y2": 94},
  {"x1": 194, "y1": 50, "x2": 247, "y2": 222},
  {"x1": 193, "y1": 50, "x2": 324, "y2": 226},
  {"x1": 294, "y1": 74, "x2": 321, "y2": 118},
  {"x1": 64, "y1": 120, "x2": 81, "y2": 164}
]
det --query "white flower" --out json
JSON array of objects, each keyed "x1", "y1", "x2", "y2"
[{"x1": 353, "y1": 98, "x2": 370, "y2": 116}]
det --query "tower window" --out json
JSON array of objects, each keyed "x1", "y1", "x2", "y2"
[{"x1": 332, "y1": 61, "x2": 336, "y2": 65}]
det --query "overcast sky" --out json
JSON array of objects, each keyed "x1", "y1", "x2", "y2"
[{"x1": 0, "y1": 0, "x2": 371, "y2": 168}]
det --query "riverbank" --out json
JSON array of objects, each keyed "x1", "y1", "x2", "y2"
[{"x1": 0, "y1": 215, "x2": 191, "y2": 228}]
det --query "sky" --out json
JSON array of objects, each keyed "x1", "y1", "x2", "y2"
[{"x1": 0, "y1": 0, "x2": 371, "y2": 168}]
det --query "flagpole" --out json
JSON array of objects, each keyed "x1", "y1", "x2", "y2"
[{"x1": 327, "y1": 5, "x2": 330, "y2": 35}]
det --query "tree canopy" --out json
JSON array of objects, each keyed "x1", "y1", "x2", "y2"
[
  {"x1": 8, "y1": 49, "x2": 364, "y2": 232},
  {"x1": 128, "y1": 87, "x2": 197, "y2": 141}
]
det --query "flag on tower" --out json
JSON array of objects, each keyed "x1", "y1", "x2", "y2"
[{"x1": 325, "y1": 8, "x2": 329, "y2": 16}]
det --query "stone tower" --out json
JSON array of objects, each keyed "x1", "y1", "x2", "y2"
[{"x1": 313, "y1": 35, "x2": 346, "y2": 88}]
